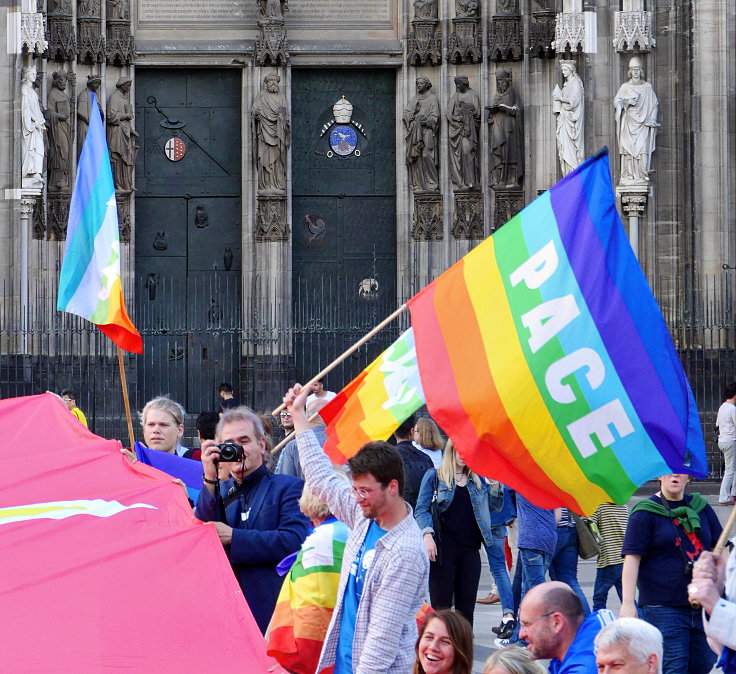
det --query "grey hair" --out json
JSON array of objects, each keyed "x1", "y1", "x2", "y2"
[
  {"x1": 217, "y1": 406, "x2": 265, "y2": 441},
  {"x1": 140, "y1": 395, "x2": 185, "y2": 427},
  {"x1": 483, "y1": 646, "x2": 545, "y2": 674},
  {"x1": 594, "y1": 618, "x2": 663, "y2": 674}
]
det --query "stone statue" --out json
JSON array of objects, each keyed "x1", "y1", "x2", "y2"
[
  {"x1": 552, "y1": 59, "x2": 584, "y2": 176},
  {"x1": 106, "y1": 0, "x2": 128, "y2": 19},
  {"x1": 413, "y1": 0, "x2": 437, "y2": 19},
  {"x1": 252, "y1": 73, "x2": 290, "y2": 195},
  {"x1": 614, "y1": 56, "x2": 659, "y2": 185},
  {"x1": 45, "y1": 70, "x2": 73, "y2": 191},
  {"x1": 257, "y1": 0, "x2": 286, "y2": 19},
  {"x1": 488, "y1": 67, "x2": 523, "y2": 188},
  {"x1": 455, "y1": 0, "x2": 478, "y2": 17},
  {"x1": 21, "y1": 66, "x2": 46, "y2": 188},
  {"x1": 76, "y1": 74, "x2": 103, "y2": 158},
  {"x1": 447, "y1": 75, "x2": 481, "y2": 190},
  {"x1": 403, "y1": 77, "x2": 440, "y2": 193},
  {"x1": 106, "y1": 76, "x2": 138, "y2": 193}
]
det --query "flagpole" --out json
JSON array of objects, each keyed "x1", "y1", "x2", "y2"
[
  {"x1": 271, "y1": 411, "x2": 321, "y2": 455},
  {"x1": 270, "y1": 303, "x2": 408, "y2": 417},
  {"x1": 117, "y1": 346, "x2": 135, "y2": 449}
]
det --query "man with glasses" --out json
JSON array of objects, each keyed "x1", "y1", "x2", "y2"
[
  {"x1": 282, "y1": 383, "x2": 429, "y2": 674},
  {"x1": 518, "y1": 581, "x2": 614, "y2": 673},
  {"x1": 60, "y1": 389, "x2": 87, "y2": 428}
]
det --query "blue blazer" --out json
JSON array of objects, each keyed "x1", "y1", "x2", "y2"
[{"x1": 196, "y1": 465, "x2": 310, "y2": 633}]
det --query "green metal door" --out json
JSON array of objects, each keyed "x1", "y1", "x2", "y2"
[
  {"x1": 134, "y1": 69, "x2": 241, "y2": 412},
  {"x1": 291, "y1": 69, "x2": 398, "y2": 387}
]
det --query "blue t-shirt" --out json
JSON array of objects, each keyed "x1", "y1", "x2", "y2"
[
  {"x1": 334, "y1": 521, "x2": 387, "y2": 673},
  {"x1": 516, "y1": 492, "x2": 557, "y2": 556},
  {"x1": 548, "y1": 609, "x2": 615, "y2": 674}
]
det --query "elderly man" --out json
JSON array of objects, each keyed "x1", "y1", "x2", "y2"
[
  {"x1": 196, "y1": 406, "x2": 310, "y2": 633},
  {"x1": 518, "y1": 581, "x2": 614, "y2": 673},
  {"x1": 595, "y1": 617, "x2": 663, "y2": 674}
]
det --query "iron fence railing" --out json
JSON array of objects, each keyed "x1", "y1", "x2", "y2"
[{"x1": 2, "y1": 272, "x2": 735, "y2": 480}]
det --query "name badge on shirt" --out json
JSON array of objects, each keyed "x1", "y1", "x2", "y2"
[{"x1": 241, "y1": 510, "x2": 250, "y2": 522}]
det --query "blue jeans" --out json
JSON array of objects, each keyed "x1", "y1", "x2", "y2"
[
  {"x1": 483, "y1": 525, "x2": 514, "y2": 614},
  {"x1": 507, "y1": 548, "x2": 552, "y2": 644},
  {"x1": 640, "y1": 605, "x2": 716, "y2": 674},
  {"x1": 592, "y1": 563, "x2": 622, "y2": 611},
  {"x1": 549, "y1": 525, "x2": 590, "y2": 615}
]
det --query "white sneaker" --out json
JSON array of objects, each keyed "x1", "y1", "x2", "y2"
[{"x1": 494, "y1": 638, "x2": 513, "y2": 649}]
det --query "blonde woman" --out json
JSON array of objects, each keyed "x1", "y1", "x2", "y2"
[
  {"x1": 415, "y1": 440, "x2": 502, "y2": 626},
  {"x1": 413, "y1": 417, "x2": 444, "y2": 468},
  {"x1": 483, "y1": 646, "x2": 545, "y2": 674}
]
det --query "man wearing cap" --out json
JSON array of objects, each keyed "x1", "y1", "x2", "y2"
[
  {"x1": 107, "y1": 76, "x2": 138, "y2": 192},
  {"x1": 77, "y1": 74, "x2": 103, "y2": 157}
]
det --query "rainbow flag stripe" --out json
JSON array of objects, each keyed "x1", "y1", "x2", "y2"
[
  {"x1": 57, "y1": 92, "x2": 142, "y2": 354},
  {"x1": 320, "y1": 328, "x2": 425, "y2": 463},
  {"x1": 267, "y1": 520, "x2": 349, "y2": 674},
  {"x1": 408, "y1": 150, "x2": 706, "y2": 515}
]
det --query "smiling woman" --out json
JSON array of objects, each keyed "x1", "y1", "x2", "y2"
[{"x1": 413, "y1": 610, "x2": 473, "y2": 674}]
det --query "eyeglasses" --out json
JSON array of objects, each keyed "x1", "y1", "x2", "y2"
[
  {"x1": 520, "y1": 612, "x2": 555, "y2": 629},
  {"x1": 279, "y1": 412, "x2": 291, "y2": 418},
  {"x1": 351, "y1": 486, "x2": 377, "y2": 500}
]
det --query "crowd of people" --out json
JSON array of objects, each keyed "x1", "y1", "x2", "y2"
[{"x1": 57, "y1": 379, "x2": 736, "y2": 674}]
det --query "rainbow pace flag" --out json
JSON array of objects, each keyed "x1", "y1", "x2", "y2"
[
  {"x1": 320, "y1": 328, "x2": 425, "y2": 463},
  {"x1": 57, "y1": 92, "x2": 142, "y2": 354},
  {"x1": 408, "y1": 149, "x2": 706, "y2": 515}
]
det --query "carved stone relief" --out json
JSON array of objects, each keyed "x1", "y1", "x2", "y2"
[
  {"x1": 553, "y1": 11, "x2": 596, "y2": 54},
  {"x1": 619, "y1": 187, "x2": 648, "y2": 216},
  {"x1": 106, "y1": 0, "x2": 134, "y2": 65},
  {"x1": 447, "y1": 17, "x2": 482, "y2": 64},
  {"x1": 32, "y1": 196, "x2": 46, "y2": 239},
  {"x1": 47, "y1": 17, "x2": 76, "y2": 62},
  {"x1": 493, "y1": 191, "x2": 524, "y2": 232},
  {"x1": 407, "y1": 21, "x2": 442, "y2": 66},
  {"x1": 255, "y1": 0, "x2": 287, "y2": 66},
  {"x1": 255, "y1": 197, "x2": 289, "y2": 242},
  {"x1": 529, "y1": 0, "x2": 555, "y2": 58},
  {"x1": 77, "y1": 20, "x2": 105, "y2": 64},
  {"x1": 489, "y1": 15, "x2": 523, "y2": 62},
  {"x1": 412, "y1": 193, "x2": 443, "y2": 241},
  {"x1": 48, "y1": 194, "x2": 71, "y2": 240},
  {"x1": 452, "y1": 193, "x2": 484, "y2": 240},
  {"x1": 21, "y1": 12, "x2": 48, "y2": 55},
  {"x1": 116, "y1": 194, "x2": 131, "y2": 242},
  {"x1": 613, "y1": 11, "x2": 655, "y2": 53}
]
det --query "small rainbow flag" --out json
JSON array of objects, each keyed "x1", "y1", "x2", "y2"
[
  {"x1": 319, "y1": 328, "x2": 425, "y2": 463},
  {"x1": 267, "y1": 518, "x2": 349, "y2": 674},
  {"x1": 57, "y1": 92, "x2": 142, "y2": 354},
  {"x1": 408, "y1": 149, "x2": 706, "y2": 515}
]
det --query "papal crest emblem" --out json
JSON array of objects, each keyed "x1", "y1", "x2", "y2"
[{"x1": 315, "y1": 95, "x2": 369, "y2": 158}]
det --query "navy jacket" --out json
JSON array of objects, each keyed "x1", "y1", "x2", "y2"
[
  {"x1": 195, "y1": 464, "x2": 310, "y2": 633},
  {"x1": 395, "y1": 440, "x2": 434, "y2": 510}
]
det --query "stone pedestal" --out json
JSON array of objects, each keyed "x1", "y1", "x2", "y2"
[
  {"x1": 21, "y1": 12, "x2": 47, "y2": 54},
  {"x1": 255, "y1": 196, "x2": 289, "y2": 242},
  {"x1": 529, "y1": 7, "x2": 556, "y2": 58},
  {"x1": 492, "y1": 190, "x2": 524, "y2": 232},
  {"x1": 412, "y1": 193, "x2": 442, "y2": 241},
  {"x1": 452, "y1": 193, "x2": 483, "y2": 240},
  {"x1": 553, "y1": 11, "x2": 597, "y2": 54},
  {"x1": 407, "y1": 19, "x2": 442, "y2": 66},
  {"x1": 617, "y1": 185, "x2": 649, "y2": 259},
  {"x1": 48, "y1": 193, "x2": 71, "y2": 240}
]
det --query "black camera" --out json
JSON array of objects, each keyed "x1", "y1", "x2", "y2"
[
  {"x1": 215, "y1": 441, "x2": 244, "y2": 462},
  {"x1": 684, "y1": 560, "x2": 694, "y2": 578}
]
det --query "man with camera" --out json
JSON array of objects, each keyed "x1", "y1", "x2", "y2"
[
  {"x1": 195, "y1": 406, "x2": 310, "y2": 634},
  {"x1": 282, "y1": 383, "x2": 429, "y2": 674}
]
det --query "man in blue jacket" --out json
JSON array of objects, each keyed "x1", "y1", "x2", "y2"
[
  {"x1": 519, "y1": 581, "x2": 614, "y2": 673},
  {"x1": 196, "y1": 407, "x2": 310, "y2": 633}
]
